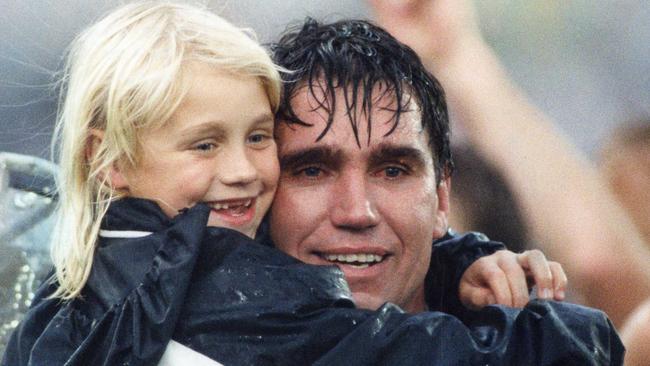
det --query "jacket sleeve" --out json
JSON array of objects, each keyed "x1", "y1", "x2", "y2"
[
  {"x1": 313, "y1": 300, "x2": 624, "y2": 366},
  {"x1": 425, "y1": 230, "x2": 505, "y2": 315},
  {"x1": 1, "y1": 279, "x2": 59, "y2": 366},
  {"x1": 4, "y1": 205, "x2": 210, "y2": 366}
]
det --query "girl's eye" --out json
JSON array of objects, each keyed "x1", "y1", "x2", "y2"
[
  {"x1": 195, "y1": 142, "x2": 216, "y2": 151},
  {"x1": 247, "y1": 132, "x2": 274, "y2": 148},
  {"x1": 248, "y1": 134, "x2": 267, "y2": 143}
]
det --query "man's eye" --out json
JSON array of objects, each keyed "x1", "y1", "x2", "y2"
[
  {"x1": 299, "y1": 166, "x2": 322, "y2": 177},
  {"x1": 383, "y1": 166, "x2": 407, "y2": 178}
]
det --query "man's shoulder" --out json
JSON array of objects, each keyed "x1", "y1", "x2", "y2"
[{"x1": 433, "y1": 230, "x2": 505, "y2": 253}]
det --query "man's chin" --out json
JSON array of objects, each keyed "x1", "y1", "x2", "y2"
[
  {"x1": 351, "y1": 292, "x2": 387, "y2": 311},
  {"x1": 352, "y1": 290, "x2": 427, "y2": 313}
]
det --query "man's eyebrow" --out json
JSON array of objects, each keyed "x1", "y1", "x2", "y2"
[
  {"x1": 368, "y1": 145, "x2": 428, "y2": 169},
  {"x1": 278, "y1": 146, "x2": 342, "y2": 170}
]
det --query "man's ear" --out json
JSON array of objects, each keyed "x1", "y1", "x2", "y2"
[
  {"x1": 433, "y1": 177, "x2": 451, "y2": 238},
  {"x1": 86, "y1": 129, "x2": 129, "y2": 190}
]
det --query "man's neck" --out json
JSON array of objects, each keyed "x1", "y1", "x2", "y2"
[{"x1": 402, "y1": 287, "x2": 428, "y2": 313}]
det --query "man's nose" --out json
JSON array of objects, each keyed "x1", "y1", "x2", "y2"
[
  {"x1": 217, "y1": 147, "x2": 258, "y2": 186},
  {"x1": 329, "y1": 172, "x2": 380, "y2": 230}
]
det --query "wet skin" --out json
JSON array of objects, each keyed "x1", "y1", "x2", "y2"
[{"x1": 270, "y1": 85, "x2": 449, "y2": 312}]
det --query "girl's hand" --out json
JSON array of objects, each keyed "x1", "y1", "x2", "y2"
[{"x1": 459, "y1": 249, "x2": 568, "y2": 310}]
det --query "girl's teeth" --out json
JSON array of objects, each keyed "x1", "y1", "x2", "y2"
[{"x1": 213, "y1": 199, "x2": 253, "y2": 211}]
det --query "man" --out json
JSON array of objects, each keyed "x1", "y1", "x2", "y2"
[{"x1": 268, "y1": 18, "x2": 565, "y2": 314}]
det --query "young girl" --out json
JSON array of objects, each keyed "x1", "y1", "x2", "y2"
[
  {"x1": 5, "y1": 2, "x2": 284, "y2": 364},
  {"x1": 2, "y1": 2, "x2": 618, "y2": 365}
]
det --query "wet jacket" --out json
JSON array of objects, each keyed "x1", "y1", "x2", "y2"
[{"x1": 3, "y1": 198, "x2": 624, "y2": 365}]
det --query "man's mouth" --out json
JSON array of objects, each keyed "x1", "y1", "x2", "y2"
[{"x1": 319, "y1": 253, "x2": 386, "y2": 268}]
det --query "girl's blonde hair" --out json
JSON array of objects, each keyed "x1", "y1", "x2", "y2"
[{"x1": 51, "y1": 1, "x2": 281, "y2": 299}]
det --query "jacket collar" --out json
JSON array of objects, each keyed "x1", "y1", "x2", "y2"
[{"x1": 101, "y1": 197, "x2": 173, "y2": 233}]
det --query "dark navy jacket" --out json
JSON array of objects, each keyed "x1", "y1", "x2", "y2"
[{"x1": 2, "y1": 198, "x2": 624, "y2": 365}]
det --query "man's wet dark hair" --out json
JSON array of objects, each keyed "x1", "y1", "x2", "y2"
[{"x1": 271, "y1": 18, "x2": 453, "y2": 182}]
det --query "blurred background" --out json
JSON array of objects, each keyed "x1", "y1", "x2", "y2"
[{"x1": 0, "y1": 0, "x2": 648, "y2": 158}]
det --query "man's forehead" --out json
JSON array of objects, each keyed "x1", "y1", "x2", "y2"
[
  {"x1": 291, "y1": 79, "x2": 416, "y2": 111},
  {"x1": 275, "y1": 117, "x2": 432, "y2": 164},
  {"x1": 281, "y1": 84, "x2": 425, "y2": 136}
]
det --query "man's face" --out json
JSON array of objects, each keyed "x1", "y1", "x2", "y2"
[{"x1": 270, "y1": 85, "x2": 449, "y2": 312}]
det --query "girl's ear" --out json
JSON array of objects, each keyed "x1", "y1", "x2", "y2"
[{"x1": 86, "y1": 129, "x2": 129, "y2": 190}]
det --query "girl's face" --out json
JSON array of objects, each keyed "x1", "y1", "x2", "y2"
[{"x1": 118, "y1": 63, "x2": 279, "y2": 238}]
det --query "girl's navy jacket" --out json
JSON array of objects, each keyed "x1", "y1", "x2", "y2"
[{"x1": 3, "y1": 198, "x2": 624, "y2": 365}]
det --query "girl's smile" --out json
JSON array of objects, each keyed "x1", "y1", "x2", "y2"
[
  {"x1": 207, "y1": 197, "x2": 257, "y2": 227},
  {"x1": 115, "y1": 63, "x2": 279, "y2": 238}
]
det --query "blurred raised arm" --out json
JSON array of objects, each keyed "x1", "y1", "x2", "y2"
[{"x1": 369, "y1": 0, "x2": 650, "y2": 326}]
